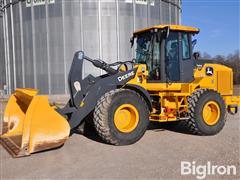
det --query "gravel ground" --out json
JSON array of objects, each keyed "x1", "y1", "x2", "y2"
[{"x1": 0, "y1": 97, "x2": 239, "y2": 179}]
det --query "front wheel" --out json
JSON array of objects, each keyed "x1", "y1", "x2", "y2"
[
  {"x1": 93, "y1": 89, "x2": 149, "y2": 145},
  {"x1": 186, "y1": 89, "x2": 226, "y2": 135}
]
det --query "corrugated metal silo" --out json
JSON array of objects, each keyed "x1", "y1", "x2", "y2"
[{"x1": 0, "y1": 0, "x2": 182, "y2": 95}]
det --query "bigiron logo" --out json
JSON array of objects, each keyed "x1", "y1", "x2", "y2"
[
  {"x1": 181, "y1": 161, "x2": 237, "y2": 179},
  {"x1": 118, "y1": 71, "x2": 135, "y2": 82}
]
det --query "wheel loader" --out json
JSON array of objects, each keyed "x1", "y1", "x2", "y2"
[{"x1": 1, "y1": 25, "x2": 240, "y2": 157}]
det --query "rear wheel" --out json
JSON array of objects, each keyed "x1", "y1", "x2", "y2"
[
  {"x1": 186, "y1": 89, "x2": 226, "y2": 135},
  {"x1": 93, "y1": 89, "x2": 149, "y2": 145}
]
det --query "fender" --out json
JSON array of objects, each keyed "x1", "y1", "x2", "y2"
[{"x1": 124, "y1": 84, "x2": 153, "y2": 111}]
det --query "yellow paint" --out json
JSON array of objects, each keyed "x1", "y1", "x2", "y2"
[
  {"x1": 129, "y1": 63, "x2": 239, "y2": 100},
  {"x1": 127, "y1": 62, "x2": 239, "y2": 122},
  {"x1": 134, "y1": 24, "x2": 200, "y2": 35},
  {"x1": 162, "y1": 98, "x2": 176, "y2": 109},
  {"x1": 149, "y1": 95, "x2": 188, "y2": 122},
  {"x1": 80, "y1": 101, "x2": 84, "y2": 107},
  {"x1": 202, "y1": 101, "x2": 220, "y2": 126},
  {"x1": 114, "y1": 104, "x2": 139, "y2": 133},
  {"x1": 224, "y1": 96, "x2": 240, "y2": 106},
  {"x1": 16, "y1": 88, "x2": 38, "y2": 97},
  {"x1": 119, "y1": 64, "x2": 127, "y2": 72},
  {"x1": 193, "y1": 63, "x2": 233, "y2": 95},
  {"x1": 0, "y1": 88, "x2": 70, "y2": 157}
]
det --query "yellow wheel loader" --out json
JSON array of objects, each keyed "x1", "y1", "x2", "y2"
[{"x1": 1, "y1": 25, "x2": 240, "y2": 157}]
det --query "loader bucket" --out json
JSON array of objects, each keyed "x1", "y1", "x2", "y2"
[{"x1": 0, "y1": 88, "x2": 70, "y2": 157}]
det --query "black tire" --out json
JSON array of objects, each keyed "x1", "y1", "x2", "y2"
[
  {"x1": 185, "y1": 89, "x2": 226, "y2": 135},
  {"x1": 93, "y1": 89, "x2": 149, "y2": 145}
]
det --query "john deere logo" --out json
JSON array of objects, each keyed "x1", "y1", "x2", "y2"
[
  {"x1": 118, "y1": 71, "x2": 135, "y2": 82},
  {"x1": 206, "y1": 67, "x2": 213, "y2": 76}
]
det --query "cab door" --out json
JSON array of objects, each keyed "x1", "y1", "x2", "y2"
[
  {"x1": 179, "y1": 32, "x2": 194, "y2": 82},
  {"x1": 165, "y1": 32, "x2": 180, "y2": 82}
]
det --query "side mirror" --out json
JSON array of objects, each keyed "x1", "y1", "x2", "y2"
[
  {"x1": 192, "y1": 39, "x2": 197, "y2": 50},
  {"x1": 193, "y1": 52, "x2": 200, "y2": 60}
]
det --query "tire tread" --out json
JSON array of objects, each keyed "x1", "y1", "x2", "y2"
[
  {"x1": 93, "y1": 89, "x2": 148, "y2": 145},
  {"x1": 185, "y1": 88, "x2": 225, "y2": 135}
]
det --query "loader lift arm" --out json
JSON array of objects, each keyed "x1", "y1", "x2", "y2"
[{"x1": 56, "y1": 51, "x2": 138, "y2": 129}]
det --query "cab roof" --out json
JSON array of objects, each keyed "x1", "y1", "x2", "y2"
[{"x1": 133, "y1": 24, "x2": 200, "y2": 35}]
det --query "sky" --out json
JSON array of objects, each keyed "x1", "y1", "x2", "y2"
[{"x1": 182, "y1": 0, "x2": 240, "y2": 57}]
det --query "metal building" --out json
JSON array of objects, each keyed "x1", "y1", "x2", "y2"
[{"x1": 0, "y1": 0, "x2": 181, "y2": 95}]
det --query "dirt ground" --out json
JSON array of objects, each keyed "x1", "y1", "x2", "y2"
[{"x1": 0, "y1": 90, "x2": 239, "y2": 179}]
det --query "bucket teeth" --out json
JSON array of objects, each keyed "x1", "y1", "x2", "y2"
[
  {"x1": 0, "y1": 136, "x2": 29, "y2": 157},
  {"x1": 2, "y1": 122, "x2": 8, "y2": 134}
]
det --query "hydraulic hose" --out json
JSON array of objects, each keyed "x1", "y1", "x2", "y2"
[{"x1": 84, "y1": 55, "x2": 118, "y2": 75}]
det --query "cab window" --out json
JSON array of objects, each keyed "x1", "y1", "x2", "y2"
[
  {"x1": 165, "y1": 32, "x2": 180, "y2": 82},
  {"x1": 149, "y1": 36, "x2": 161, "y2": 80},
  {"x1": 182, "y1": 33, "x2": 190, "y2": 60},
  {"x1": 136, "y1": 33, "x2": 152, "y2": 65},
  {"x1": 136, "y1": 33, "x2": 161, "y2": 80}
]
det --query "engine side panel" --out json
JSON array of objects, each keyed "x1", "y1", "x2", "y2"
[{"x1": 193, "y1": 63, "x2": 233, "y2": 95}]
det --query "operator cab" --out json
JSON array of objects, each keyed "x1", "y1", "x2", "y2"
[{"x1": 133, "y1": 25, "x2": 200, "y2": 83}]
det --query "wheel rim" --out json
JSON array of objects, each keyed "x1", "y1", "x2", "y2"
[
  {"x1": 114, "y1": 104, "x2": 139, "y2": 133},
  {"x1": 202, "y1": 101, "x2": 220, "y2": 126}
]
